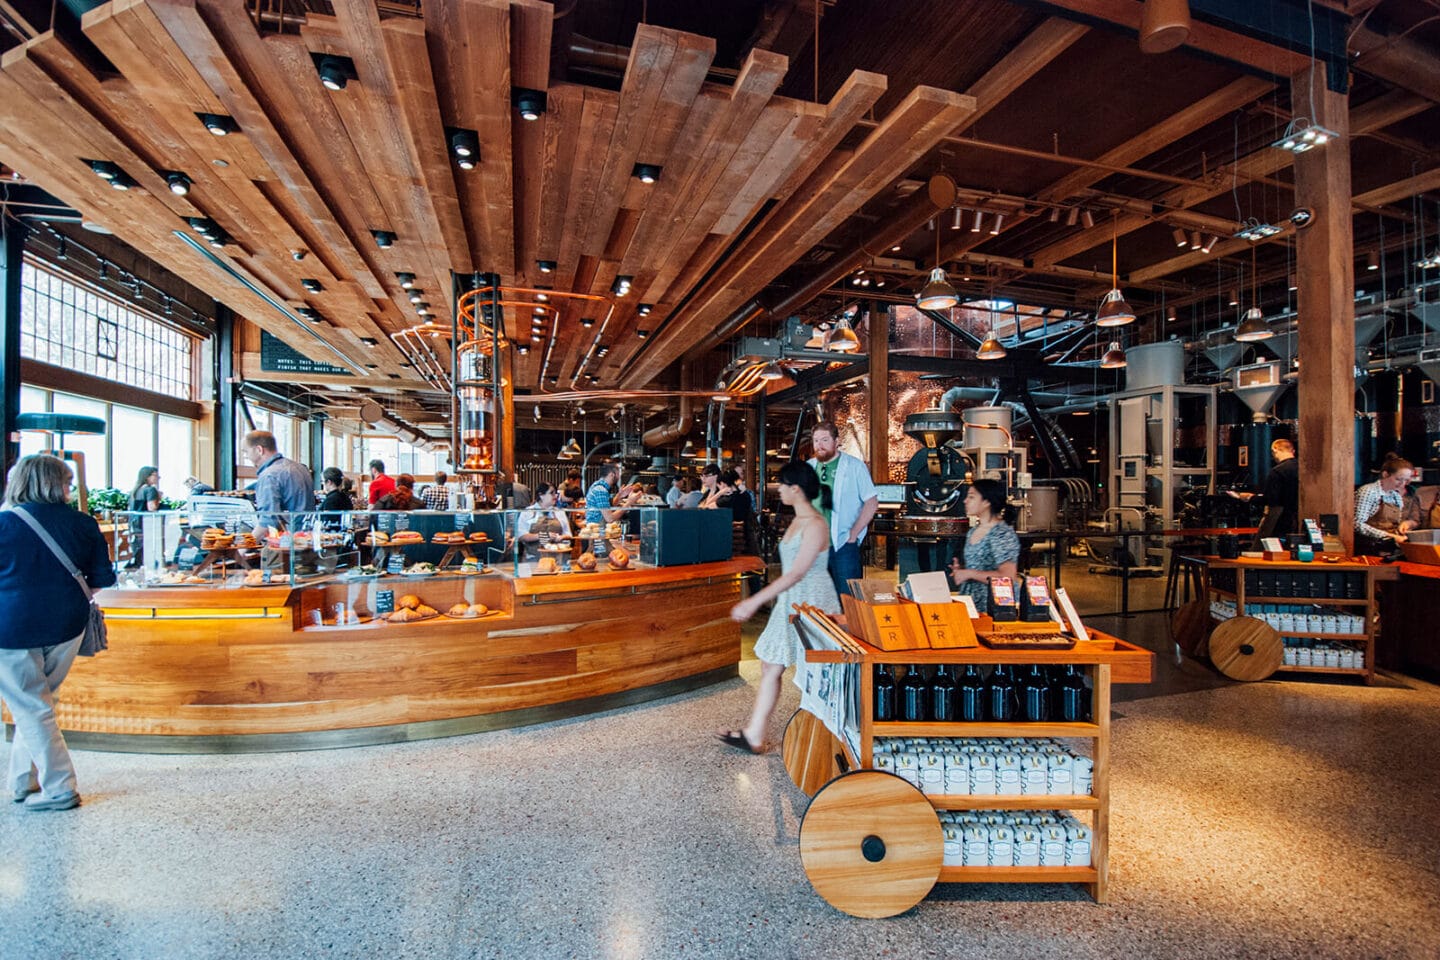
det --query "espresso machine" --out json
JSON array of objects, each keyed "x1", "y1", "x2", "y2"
[{"x1": 895, "y1": 404, "x2": 974, "y2": 578}]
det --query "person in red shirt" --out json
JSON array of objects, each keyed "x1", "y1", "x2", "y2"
[{"x1": 367, "y1": 459, "x2": 396, "y2": 506}]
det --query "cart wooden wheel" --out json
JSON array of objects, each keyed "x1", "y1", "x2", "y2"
[
  {"x1": 1170, "y1": 599, "x2": 1211, "y2": 659},
  {"x1": 798, "y1": 770, "x2": 942, "y2": 918},
  {"x1": 1208, "y1": 616, "x2": 1283, "y2": 681},
  {"x1": 781, "y1": 709, "x2": 843, "y2": 797}
]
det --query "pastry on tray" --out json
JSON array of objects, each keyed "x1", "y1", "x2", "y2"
[{"x1": 445, "y1": 602, "x2": 489, "y2": 619}]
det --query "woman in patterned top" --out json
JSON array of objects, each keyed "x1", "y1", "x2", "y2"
[
  {"x1": 948, "y1": 478, "x2": 1021, "y2": 613},
  {"x1": 1354, "y1": 454, "x2": 1418, "y2": 555}
]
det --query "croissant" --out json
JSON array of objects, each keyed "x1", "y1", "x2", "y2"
[
  {"x1": 469, "y1": 603, "x2": 488, "y2": 616},
  {"x1": 399, "y1": 594, "x2": 422, "y2": 610},
  {"x1": 447, "y1": 603, "x2": 475, "y2": 618},
  {"x1": 415, "y1": 604, "x2": 439, "y2": 618}
]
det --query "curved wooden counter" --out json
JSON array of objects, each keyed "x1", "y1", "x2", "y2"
[{"x1": 47, "y1": 559, "x2": 760, "y2": 753}]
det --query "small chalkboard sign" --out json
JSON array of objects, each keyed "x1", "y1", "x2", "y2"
[
  {"x1": 386, "y1": 553, "x2": 406, "y2": 574},
  {"x1": 375, "y1": 590, "x2": 395, "y2": 615}
]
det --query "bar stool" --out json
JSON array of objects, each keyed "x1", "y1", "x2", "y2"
[{"x1": 1163, "y1": 540, "x2": 1209, "y2": 611}]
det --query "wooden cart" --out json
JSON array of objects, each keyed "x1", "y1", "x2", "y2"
[{"x1": 784, "y1": 624, "x2": 1152, "y2": 917}]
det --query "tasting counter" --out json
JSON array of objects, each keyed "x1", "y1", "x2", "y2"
[
  {"x1": 1378, "y1": 561, "x2": 1440, "y2": 677},
  {"x1": 40, "y1": 558, "x2": 760, "y2": 753}
]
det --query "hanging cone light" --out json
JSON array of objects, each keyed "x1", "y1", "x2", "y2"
[
  {"x1": 827, "y1": 315, "x2": 861, "y2": 352},
  {"x1": 1138, "y1": 0, "x2": 1191, "y2": 54},
  {"x1": 915, "y1": 226, "x2": 958, "y2": 310},
  {"x1": 562, "y1": 437, "x2": 582, "y2": 457},
  {"x1": 1235, "y1": 307, "x2": 1272, "y2": 342},
  {"x1": 977, "y1": 333, "x2": 1007, "y2": 360},
  {"x1": 1096, "y1": 214, "x2": 1136, "y2": 326},
  {"x1": 1100, "y1": 341, "x2": 1128, "y2": 368},
  {"x1": 759, "y1": 360, "x2": 785, "y2": 380}
]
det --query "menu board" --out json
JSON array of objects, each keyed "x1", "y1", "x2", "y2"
[{"x1": 259, "y1": 330, "x2": 352, "y2": 377}]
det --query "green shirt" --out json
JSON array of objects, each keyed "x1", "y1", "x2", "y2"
[{"x1": 814, "y1": 456, "x2": 837, "y2": 528}]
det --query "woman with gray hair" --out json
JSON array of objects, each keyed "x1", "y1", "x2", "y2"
[{"x1": 0, "y1": 454, "x2": 116, "y2": 812}]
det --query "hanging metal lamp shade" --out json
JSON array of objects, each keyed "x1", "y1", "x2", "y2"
[
  {"x1": 915, "y1": 267, "x2": 959, "y2": 310},
  {"x1": 976, "y1": 333, "x2": 1007, "y2": 360},
  {"x1": 827, "y1": 316, "x2": 861, "y2": 352},
  {"x1": 1100, "y1": 341, "x2": 1128, "y2": 368},
  {"x1": 1096, "y1": 288, "x2": 1136, "y2": 327},
  {"x1": 1235, "y1": 307, "x2": 1273, "y2": 342},
  {"x1": 1139, "y1": 0, "x2": 1191, "y2": 54}
]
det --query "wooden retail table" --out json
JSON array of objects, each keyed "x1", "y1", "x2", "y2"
[
  {"x1": 37, "y1": 559, "x2": 759, "y2": 753},
  {"x1": 788, "y1": 630, "x2": 1152, "y2": 913},
  {"x1": 1203, "y1": 556, "x2": 1396, "y2": 683},
  {"x1": 1379, "y1": 561, "x2": 1440, "y2": 677}
]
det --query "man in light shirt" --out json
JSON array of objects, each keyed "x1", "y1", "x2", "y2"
[{"x1": 807, "y1": 420, "x2": 878, "y2": 597}]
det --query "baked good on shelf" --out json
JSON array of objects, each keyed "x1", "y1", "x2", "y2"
[
  {"x1": 414, "y1": 604, "x2": 439, "y2": 618},
  {"x1": 447, "y1": 602, "x2": 477, "y2": 618},
  {"x1": 243, "y1": 569, "x2": 267, "y2": 586},
  {"x1": 398, "y1": 594, "x2": 422, "y2": 610},
  {"x1": 386, "y1": 608, "x2": 423, "y2": 623},
  {"x1": 468, "y1": 602, "x2": 488, "y2": 616},
  {"x1": 390, "y1": 530, "x2": 424, "y2": 544},
  {"x1": 467, "y1": 532, "x2": 489, "y2": 543},
  {"x1": 535, "y1": 556, "x2": 558, "y2": 574},
  {"x1": 369, "y1": 531, "x2": 390, "y2": 546},
  {"x1": 608, "y1": 547, "x2": 631, "y2": 568},
  {"x1": 577, "y1": 551, "x2": 597, "y2": 571}
]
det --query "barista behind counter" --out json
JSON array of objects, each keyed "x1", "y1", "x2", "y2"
[
  {"x1": 242, "y1": 430, "x2": 314, "y2": 534},
  {"x1": 515, "y1": 483, "x2": 572, "y2": 560}
]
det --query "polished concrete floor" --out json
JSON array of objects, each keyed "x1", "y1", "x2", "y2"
[{"x1": 2, "y1": 563, "x2": 1438, "y2": 959}]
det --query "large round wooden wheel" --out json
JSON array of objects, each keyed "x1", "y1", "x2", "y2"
[
  {"x1": 1170, "y1": 599, "x2": 1211, "y2": 659},
  {"x1": 781, "y1": 709, "x2": 842, "y2": 796},
  {"x1": 798, "y1": 770, "x2": 942, "y2": 918},
  {"x1": 1209, "y1": 615, "x2": 1283, "y2": 681}
]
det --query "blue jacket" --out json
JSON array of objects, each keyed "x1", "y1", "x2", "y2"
[{"x1": 0, "y1": 503, "x2": 116, "y2": 649}]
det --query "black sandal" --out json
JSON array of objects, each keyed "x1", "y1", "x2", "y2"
[{"x1": 717, "y1": 730, "x2": 764, "y2": 754}]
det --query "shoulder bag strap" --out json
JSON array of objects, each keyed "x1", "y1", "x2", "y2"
[{"x1": 9, "y1": 506, "x2": 94, "y2": 603}]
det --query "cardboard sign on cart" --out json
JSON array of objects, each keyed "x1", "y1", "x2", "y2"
[{"x1": 901, "y1": 571, "x2": 978, "y2": 648}]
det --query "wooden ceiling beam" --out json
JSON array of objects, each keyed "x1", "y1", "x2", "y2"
[
  {"x1": 510, "y1": 0, "x2": 553, "y2": 287},
  {"x1": 425, "y1": 0, "x2": 516, "y2": 278},
  {"x1": 1036, "y1": 0, "x2": 1312, "y2": 77},
  {"x1": 1353, "y1": 165, "x2": 1440, "y2": 208},
  {"x1": 1351, "y1": 24, "x2": 1440, "y2": 106}
]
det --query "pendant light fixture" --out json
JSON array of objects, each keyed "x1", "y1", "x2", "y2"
[
  {"x1": 759, "y1": 361, "x2": 785, "y2": 380},
  {"x1": 1096, "y1": 213, "x2": 1136, "y2": 327},
  {"x1": 1100, "y1": 341, "x2": 1128, "y2": 368},
  {"x1": 916, "y1": 218, "x2": 958, "y2": 310},
  {"x1": 827, "y1": 313, "x2": 861, "y2": 352},
  {"x1": 1235, "y1": 245, "x2": 1272, "y2": 342},
  {"x1": 977, "y1": 299, "x2": 1006, "y2": 359},
  {"x1": 562, "y1": 437, "x2": 583, "y2": 458}
]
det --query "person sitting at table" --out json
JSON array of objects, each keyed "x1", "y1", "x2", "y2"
[
  {"x1": 948, "y1": 478, "x2": 1021, "y2": 612},
  {"x1": 515, "y1": 483, "x2": 572, "y2": 560}
]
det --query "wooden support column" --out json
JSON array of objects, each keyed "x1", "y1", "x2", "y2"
[
  {"x1": 868, "y1": 302, "x2": 889, "y2": 483},
  {"x1": 500, "y1": 347, "x2": 515, "y2": 476},
  {"x1": 1291, "y1": 70, "x2": 1355, "y2": 549},
  {"x1": 0, "y1": 218, "x2": 26, "y2": 475}
]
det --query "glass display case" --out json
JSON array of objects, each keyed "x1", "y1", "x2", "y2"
[
  {"x1": 508, "y1": 506, "x2": 657, "y2": 577},
  {"x1": 110, "y1": 504, "x2": 703, "y2": 589}
]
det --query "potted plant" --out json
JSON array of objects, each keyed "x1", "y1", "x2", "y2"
[{"x1": 86, "y1": 487, "x2": 128, "y2": 521}]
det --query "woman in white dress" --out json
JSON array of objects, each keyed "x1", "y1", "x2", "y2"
[{"x1": 718, "y1": 460, "x2": 839, "y2": 754}]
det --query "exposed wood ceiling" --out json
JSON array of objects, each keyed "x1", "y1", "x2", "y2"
[{"x1": 1, "y1": 0, "x2": 1439, "y2": 414}]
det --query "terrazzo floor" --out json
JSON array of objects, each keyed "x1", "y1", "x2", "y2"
[{"x1": 2, "y1": 609, "x2": 1438, "y2": 959}]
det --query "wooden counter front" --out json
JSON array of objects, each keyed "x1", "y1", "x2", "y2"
[{"x1": 48, "y1": 560, "x2": 761, "y2": 752}]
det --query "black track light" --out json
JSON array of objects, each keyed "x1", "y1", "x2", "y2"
[
  {"x1": 196, "y1": 112, "x2": 239, "y2": 137},
  {"x1": 447, "y1": 127, "x2": 479, "y2": 169},
  {"x1": 314, "y1": 53, "x2": 357, "y2": 91},
  {"x1": 297, "y1": 307, "x2": 321, "y2": 322},
  {"x1": 611, "y1": 275, "x2": 633, "y2": 297},
  {"x1": 636, "y1": 329, "x2": 649, "y2": 339},
  {"x1": 55, "y1": 236, "x2": 67, "y2": 260},
  {"x1": 98, "y1": 260, "x2": 109, "y2": 280},
  {"x1": 536, "y1": 259, "x2": 556, "y2": 274},
  {"x1": 517, "y1": 344, "x2": 529, "y2": 355},
  {"x1": 372, "y1": 230, "x2": 396, "y2": 248},
  {"x1": 512, "y1": 88, "x2": 547, "y2": 121},
  {"x1": 413, "y1": 301, "x2": 430, "y2": 312},
  {"x1": 408, "y1": 290, "x2": 424, "y2": 303},
  {"x1": 632, "y1": 162, "x2": 661, "y2": 184},
  {"x1": 109, "y1": 173, "x2": 135, "y2": 191},
  {"x1": 89, "y1": 160, "x2": 120, "y2": 181},
  {"x1": 637, "y1": 303, "x2": 652, "y2": 316},
  {"x1": 360, "y1": 337, "x2": 378, "y2": 348},
  {"x1": 396, "y1": 272, "x2": 415, "y2": 289},
  {"x1": 301, "y1": 278, "x2": 323, "y2": 293},
  {"x1": 187, "y1": 217, "x2": 217, "y2": 236},
  {"x1": 581, "y1": 317, "x2": 595, "y2": 329},
  {"x1": 164, "y1": 171, "x2": 192, "y2": 196}
]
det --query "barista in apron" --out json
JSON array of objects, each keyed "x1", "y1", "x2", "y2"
[
  {"x1": 516, "y1": 483, "x2": 571, "y2": 559},
  {"x1": 1354, "y1": 455, "x2": 1418, "y2": 555}
]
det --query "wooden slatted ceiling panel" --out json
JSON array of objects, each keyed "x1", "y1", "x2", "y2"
[
  {"x1": 510, "y1": 0, "x2": 553, "y2": 287},
  {"x1": 620, "y1": 83, "x2": 976, "y2": 388},
  {"x1": 598, "y1": 70, "x2": 886, "y2": 383},
  {"x1": 426, "y1": 0, "x2": 516, "y2": 278}
]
